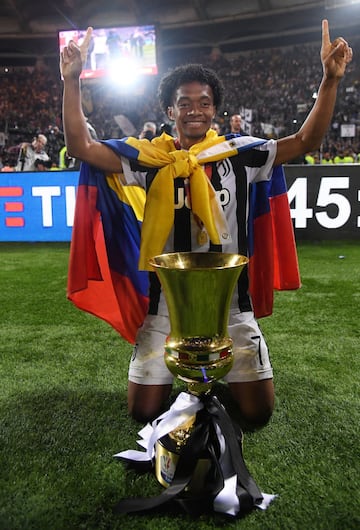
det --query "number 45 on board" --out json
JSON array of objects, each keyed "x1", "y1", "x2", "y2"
[{"x1": 287, "y1": 176, "x2": 354, "y2": 229}]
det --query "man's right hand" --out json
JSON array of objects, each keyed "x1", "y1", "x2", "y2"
[{"x1": 60, "y1": 27, "x2": 93, "y2": 80}]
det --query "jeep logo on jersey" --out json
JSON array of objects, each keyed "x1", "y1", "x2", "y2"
[{"x1": 174, "y1": 186, "x2": 230, "y2": 209}]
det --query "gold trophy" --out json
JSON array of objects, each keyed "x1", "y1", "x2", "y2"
[{"x1": 148, "y1": 252, "x2": 249, "y2": 489}]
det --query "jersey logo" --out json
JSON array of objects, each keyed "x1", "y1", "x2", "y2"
[{"x1": 174, "y1": 186, "x2": 230, "y2": 209}]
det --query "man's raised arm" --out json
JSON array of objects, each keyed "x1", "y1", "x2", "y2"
[
  {"x1": 60, "y1": 27, "x2": 123, "y2": 173},
  {"x1": 274, "y1": 19, "x2": 353, "y2": 166}
]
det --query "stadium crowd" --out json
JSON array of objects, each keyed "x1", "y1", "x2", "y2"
[{"x1": 0, "y1": 37, "x2": 359, "y2": 171}]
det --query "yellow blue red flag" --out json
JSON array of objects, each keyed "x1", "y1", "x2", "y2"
[{"x1": 67, "y1": 133, "x2": 300, "y2": 344}]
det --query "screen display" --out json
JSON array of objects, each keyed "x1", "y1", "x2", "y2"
[{"x1": 59, "y1": 25, "x2": 157, "y2": 80}]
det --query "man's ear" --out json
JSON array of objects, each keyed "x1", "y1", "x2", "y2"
[{"x1": 167, "y1": 106, "x2": 174, "y2": 121}]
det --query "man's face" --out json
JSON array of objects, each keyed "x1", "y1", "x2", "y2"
[
  {"x1": 167, "y1": 82, "x2": 216, "y2": 149},
  {"x1": 230, "y1": 115, "x2": 241, "y2": 133},
  {"x1": 32, "y1": 137, "x2": 46, "y2": 153}
]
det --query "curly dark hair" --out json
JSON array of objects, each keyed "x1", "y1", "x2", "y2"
[{"x1": 157, "y1": 63, "x2": 224, "y2": 113}]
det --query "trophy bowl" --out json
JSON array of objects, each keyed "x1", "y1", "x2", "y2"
[{"x1": 149, "y1": 252, "x2": 249, "y2": 395}]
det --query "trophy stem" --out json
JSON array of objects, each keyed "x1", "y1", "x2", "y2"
[
  {"x1": 187, "y1": 382, "x2": 212, "y2": 396},
  {"x1": 164, "y1": 334, "x2": 234, "y2": 396}
]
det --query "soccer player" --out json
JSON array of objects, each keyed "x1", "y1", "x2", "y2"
[{"x1": 61, "y1": 20, "x2": 352, "y2": 426}]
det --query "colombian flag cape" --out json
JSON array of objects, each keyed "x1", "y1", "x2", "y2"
[{"x1": 67, "y1": 131, "x2": 300, "y2": 344}]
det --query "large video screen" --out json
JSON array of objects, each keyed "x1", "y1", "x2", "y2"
[{"x1": 59, "y1": 25, "x2": 157, "y2": 80}]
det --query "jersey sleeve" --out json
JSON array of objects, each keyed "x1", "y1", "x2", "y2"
[
  {"x1": 121, "y1": 157, "x2": 147, "y2": 188},
  {"x1": 247, "y1": 139, "x2": 277, "y2": 183}
]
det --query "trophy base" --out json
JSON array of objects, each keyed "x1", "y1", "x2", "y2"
[
  {"x1": 155, "y1": 436, "x2": 211, "y2": 493},
  {"x1": 113, "y1": 391, "x2": 276, "y2": 517}
]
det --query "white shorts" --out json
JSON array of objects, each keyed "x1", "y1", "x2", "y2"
[{"x1": 128, "y1": 310, "x2": 273, "y2": 385}]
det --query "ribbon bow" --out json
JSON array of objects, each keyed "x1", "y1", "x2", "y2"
[{"x1": 139, "y1": 145, "x2": 230, "y2": 270}]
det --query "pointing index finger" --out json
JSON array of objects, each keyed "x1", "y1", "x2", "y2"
[
  {"x1": 322, "y1": 19, "x2": 331, "y2": 46},
  {"x1": 79, "y1": 27, "x2": 93, "y2": 63},
  {"x1": 81, "y1": 26, "x2": 93, "y2": 52}
]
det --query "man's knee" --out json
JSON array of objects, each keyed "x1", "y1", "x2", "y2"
[
  {"x1": 237, "y1": 401, "x2": 273, "y2": 430},
  {"x1": 228, "y1": 379, "x2": 274, "y2": 430},
  {"x1": 127, "y1": 381, "x2": 172, "y2": 423},
  {"x1": 128, "y1": 403, "x2": 156, "y2": 423}
]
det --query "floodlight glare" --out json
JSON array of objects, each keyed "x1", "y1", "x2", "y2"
[{"x1": 108, "y1": 58, "x2": 140, "y2": 86}]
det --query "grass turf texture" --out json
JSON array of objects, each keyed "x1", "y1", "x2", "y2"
[{"x1": 0, "y1": 241, "x2": 359, "y2": 530}]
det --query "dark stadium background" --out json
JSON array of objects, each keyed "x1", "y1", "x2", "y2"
[{"x1": 0, "y1": 0, "x2": 359, "y2": 67}]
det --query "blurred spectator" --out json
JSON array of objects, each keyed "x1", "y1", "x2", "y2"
[
  {"x1": 45, "y1": 125, "x2": 65, "y2": 163},
  {"x1": 211, "y1": 121, "x2": 221, "y2": 134},
  {"x1": 334, "y1": 149, "x2": 355, "y2": 163},
  {"x1": 321, "y1": 151, "x2": 334, "y2": 164},
  {"x1": 106, "y1": 30, "x2": 121, "y2": 60},
  {"x1": 229, "y1": 113, "x2": 243, "y2": 134},
  {"x1": 59, "y1": 145, "x2": 74, "y2": 169},
  {"x1": 59, "y1": 119, "x2": 98, "y2": 170},
  {"x1": 85, "y1": 118, "x2": 98, "y2": 141},
  {"x1": 160, "y1": 122, "x2": 173, "y2": 136},
  {"x1": 139, "y1": 121, "x2": 157, "y2": 140},
  {"x1": 34, "y1": 159, "x2": 51, "y2": 171},
  {"x1": 15, "y1": 134, "x2": 50, "y2": 171},
  {"x1": 304, "y1": 151, "x2": 319, "y2": 164},
  {"x1": 1, "y1": 162, "x2": 14, "y2": 172},
  {"x1": 130, "y1": 28, "x2": 145, "y2": 59},
  {"x1": 0, "y1": 131, "x2": 7, "y2": 150}
]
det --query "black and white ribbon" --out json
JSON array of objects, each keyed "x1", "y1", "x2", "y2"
[{"x1": 113, "y1": 392, "x2": 276, "y2": 517}]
